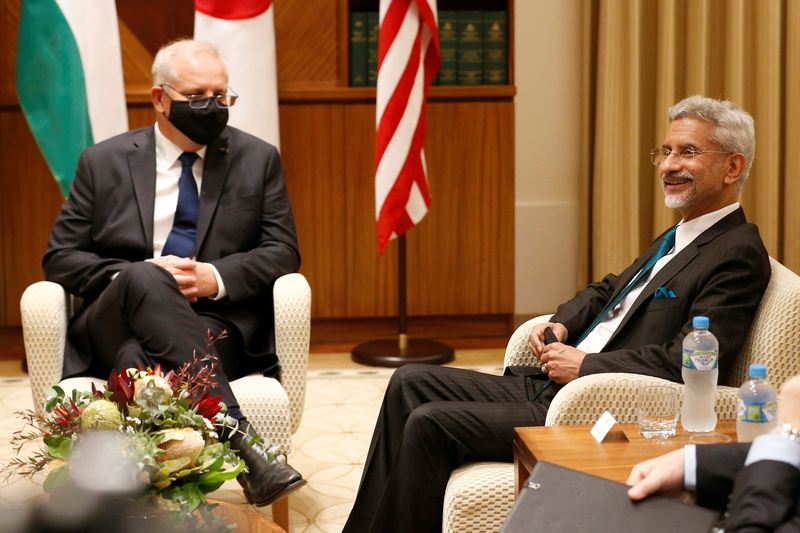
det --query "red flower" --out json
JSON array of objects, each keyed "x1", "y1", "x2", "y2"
[
  {"x1": 195, "y1": 393, "x2": 222, "y2": 420},
  {"x1": 107, "y1": 369, "x2": 135, "y2": 415},
  {"x1": 52, "y1": 399, "x2": 83, "y2": 429}
]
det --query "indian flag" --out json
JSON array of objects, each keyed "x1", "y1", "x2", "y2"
[
  {"x1": 194, "y1": 0, "x2": 280, "y2": 150},
  {"x1": 16, "y1": 0, "x2": 128, "y2": 197}
]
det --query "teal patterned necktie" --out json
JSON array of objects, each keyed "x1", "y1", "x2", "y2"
[{"x1": 574, "y1": 225, "x2": 679, "y2": 346}]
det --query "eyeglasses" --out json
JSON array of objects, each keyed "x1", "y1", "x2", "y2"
[
  {"x1": 650, "y1": 147, "x2": 733, "y2": 166},
  {"x1": 161, "y1": 83, "x2": 238, "y2": 109}
]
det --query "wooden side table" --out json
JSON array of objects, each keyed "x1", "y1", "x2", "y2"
[{"x1": 513, "y1": 420, "x2": 737, "y2": 494}]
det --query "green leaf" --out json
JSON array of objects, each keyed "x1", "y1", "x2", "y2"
[
  {"x1": 153, "y1": 479, "x2": 172, "y2": 490},
  {"x1": 164, "y1": 482, "x2": 205, "y2": 512},
  {"x1": 43, "y1": 435, "x2": 72, "y2": 460},
  {"x1": 204, "y1": 454, "x2": 225, "y2": 473},
  {"x1": 44, "y1": 386, "x2": 66, "y2": 412},
  {"x1": 197, "y1": 459, "x2": 245, "y2": 492},
  {"x1": 197, "y1": 443, "x2": 224, "y2": 464},
  {"x1": 159, "y1": 456, "x2": 191, "y2": 475},
  {"x1": 43, "y1": 463, "x2": 69, "y2": 493}
]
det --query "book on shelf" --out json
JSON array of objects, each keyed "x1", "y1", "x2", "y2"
[
  {"x1": 483, "y1": 11, "x2": 508, "y2": 85},
  {"x1": 349, "y1": 8, "x2": 508, "y2": 88},
  {"x1": 457, "y1": 10, "x2": 483, "y2": 85},
  {"x1": 349, "y1": 12, "x2": 367, "y2": 87},
  {"x1": 436, "y1": 11, "x2": 458, "y2": 86},
  {"x1": 366, "y1": 12, "x2": 379, "y2": 86}
]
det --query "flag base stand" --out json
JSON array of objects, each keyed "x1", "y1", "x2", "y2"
[
  {"x1": 354, "y1": 236, "x2": 454, "y2": 367},
  {"x1": 351, "y1": 334, "x2": 454, "y2": 367}
]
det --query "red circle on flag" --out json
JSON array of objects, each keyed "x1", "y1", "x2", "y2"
[{"x1": 195, "y1": 0, "x2": 271, "y2": 20}]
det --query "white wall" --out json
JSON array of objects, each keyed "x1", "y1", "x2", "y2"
[{"x1": 514, "y1": 0, "x2": 583, "y2": 317}]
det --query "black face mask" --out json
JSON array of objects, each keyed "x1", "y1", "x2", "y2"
[{"x1": 166, "y1": 98, "x2": 228, "y2": 145}]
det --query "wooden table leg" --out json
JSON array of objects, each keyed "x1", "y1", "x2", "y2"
[
  {"x1": 513, "y1": 439, "x2": 535, "y2": 496},
  {"x1": 272, "y1": 496, "x2": 289, "y2": 532}
]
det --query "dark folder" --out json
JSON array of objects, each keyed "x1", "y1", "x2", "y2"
[{"x1": 500, "y1": 462, "x2": 718, "y2": 533}]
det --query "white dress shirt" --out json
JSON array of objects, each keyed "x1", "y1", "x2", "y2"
[
  {"x1": 575, "y1": 202, "x2": 741, "y2": 353},
  {"x1": 153, "y1": 123, "x2": 226, "y2": 299}
]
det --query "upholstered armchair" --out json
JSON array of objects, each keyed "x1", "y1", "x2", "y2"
[
  {"x1": 442, "y1": 257, "x2": 800, "y2": 532},
  {"x1": 20, "y1": 272, "x2": 311, "y2": 530}
]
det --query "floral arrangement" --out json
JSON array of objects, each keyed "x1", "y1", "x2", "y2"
[{"x1": 4, "y1": 336, "x2": 258, "y2": 520}]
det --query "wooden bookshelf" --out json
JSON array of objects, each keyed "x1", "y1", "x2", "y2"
[{"x1": 343, "y1": 0, "x2": 514, "y2": 89}]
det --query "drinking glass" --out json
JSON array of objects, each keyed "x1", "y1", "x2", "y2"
[{"x1": 638, "y1": 384, "x2": 679, "y2": 439}]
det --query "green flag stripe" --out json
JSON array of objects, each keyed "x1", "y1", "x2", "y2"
[{"x1": 17, "y1": 0, "x2": 94, "y2": 197}]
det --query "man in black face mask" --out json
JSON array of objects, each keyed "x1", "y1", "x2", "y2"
[{"x1": 43, "y1": 39, "x2": 304, "y2": 506}]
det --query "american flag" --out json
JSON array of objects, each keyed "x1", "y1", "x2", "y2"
[{"x1": 374, "y1": 0, "x2": 440, "y2": 253}]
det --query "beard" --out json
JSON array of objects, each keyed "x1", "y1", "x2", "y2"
[{"x1": 662, "y1": 171, "x2": 695, "y2": 209}]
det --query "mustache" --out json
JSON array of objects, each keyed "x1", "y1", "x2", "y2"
[{"x1": 664, "y1": 171, "x2": 694, "y2": 181}]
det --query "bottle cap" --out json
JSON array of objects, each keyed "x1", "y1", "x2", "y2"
[
  {"x1": 692, "y1": 316, "x2": 710, "y2": 329},
  {"x1": 748, "y1": 363, "x2": 767, "y2": 378}
]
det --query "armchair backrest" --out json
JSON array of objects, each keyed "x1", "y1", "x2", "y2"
[{"x1": 726, "y1": 257, "x2": 800, "y2": 390}]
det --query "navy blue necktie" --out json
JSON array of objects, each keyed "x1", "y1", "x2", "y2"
[
  {"x1": 573, "y1": 225, "x2": 679, "y2": 346},
  {"x1": 162, "y1": 152, "x2": 199, "y2": 258}
]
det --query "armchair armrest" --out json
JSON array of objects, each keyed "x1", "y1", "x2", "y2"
[
  {"x1": 21, "y1": 274, "x2": 311, "y2": 431},
  {"x1": 21, "y1": 281, "x2": 69, "y2": 415},
  {"x1": 503, "y1": 314, "x2": 553, "y2": 369},
  {"x1": 273, "y1": 273, "x2": 311, "y2": 434},
  {"x1": 544, "y1": 373, "x2": 740, "y2": 427}
]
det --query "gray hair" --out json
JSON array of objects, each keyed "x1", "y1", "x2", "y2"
[
  {"x1": 668, "y1": 95, "x2": 755, "y2": 192},
  {"x1": 151, "y1": 39, "x2": 227, "y2": 86}
]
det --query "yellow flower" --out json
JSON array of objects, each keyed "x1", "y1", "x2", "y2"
[
  {"x1": 80, "y1": 399, "x2": 123, "y2": 430},
  {"x1": 157, "y1": 428, "x2": 205, "y2": 467}
]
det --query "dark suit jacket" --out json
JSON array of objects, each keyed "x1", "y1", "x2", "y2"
[
  {"x1": 551, "y1": 208, "x2": 770, "y2": 385},
  {"x1": 43, "y1": 125, "x2": 300, "y2": 376},
  {"x1": 696, "y1": 442, "x2": 800, "y2": 532}
]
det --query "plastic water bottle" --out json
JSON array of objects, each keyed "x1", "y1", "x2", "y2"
[
  {"x1": 736, "y1": 364, "x2": 778, "y2": 442},
  {"x1": 681, "y1": 316, "x2": 719, "y2": 432}
]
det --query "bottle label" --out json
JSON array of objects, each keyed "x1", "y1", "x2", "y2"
[
  {"x1": 736, "y1": 398, "x2": 778, "y2": 423},
  {"x1": 682, "y1": 349, "x2": 718, "y2": 370}
]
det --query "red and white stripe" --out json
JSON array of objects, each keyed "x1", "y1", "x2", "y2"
[
  {"x1": 375, "y1": 0, "x2": 440, "y2": 253},
  {"x1": 194, "y1": 0, "x2": 280, "y2": 149}
]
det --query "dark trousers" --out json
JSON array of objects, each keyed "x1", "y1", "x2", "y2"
[
  {"x1": 70, "y1": 262, "x2": 259, "y2": 410},
  {"x1": 343, "y1": 364, "x2": 555, "y2": 533}
]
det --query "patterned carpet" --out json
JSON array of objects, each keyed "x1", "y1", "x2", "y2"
[{"x1": 0, "y1": 363, "x2": 504, "y2": 532}]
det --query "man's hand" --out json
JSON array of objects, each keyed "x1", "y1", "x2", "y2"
[
  {"x1": 538, "y1": 343, "x2": 586, "y2": 384},
  {"x1": 528, "y1": 322, "x2": 568, "y2": 357},
  {"x1": 626, "y1": 448, "x2": 685, "y2": 501},
  {"x1": 146, "y1": 256, "x2": 218, "y2": 302},
  {"x1": 193, "y1": 262, "x2": 219, "y2": 300},
  {"x1": 147, "y1": 256, "x2": 198, "y2": 300}
]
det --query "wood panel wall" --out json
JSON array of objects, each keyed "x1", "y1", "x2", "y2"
[{"x1": 0, "y1": 0, "x2": 515, "y2": 340}]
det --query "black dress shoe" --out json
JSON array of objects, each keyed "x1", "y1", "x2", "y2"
[{"x1": 227, "y1": 421, "x2": 306, "y2": 506}]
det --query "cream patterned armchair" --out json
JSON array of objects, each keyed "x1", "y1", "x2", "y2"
[
  {"x1": 443, "y1": 257, "x2": 800, "y2": 532},
  {"x1": 20, "y1": 272, "x2": 311, "y2": 529}
]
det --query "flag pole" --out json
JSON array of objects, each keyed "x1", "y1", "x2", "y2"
[{"x1": 352, "y1": 234, "x2": 454, "y2": 367}]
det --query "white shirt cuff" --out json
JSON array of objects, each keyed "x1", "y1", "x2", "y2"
[
  {"x1": 206, "y1": 263, "x2": 227, "y2": 300},
  {"x1": 745, "y1": 433, "x2": 800, "y2": 470},
  {"x1": 684, "y1": 444, "x2": 697, "y2": 490}
]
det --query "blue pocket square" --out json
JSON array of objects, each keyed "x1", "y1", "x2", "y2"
[{"x1": 654, "y1": 287, "x2": 677, "y2": 299}]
